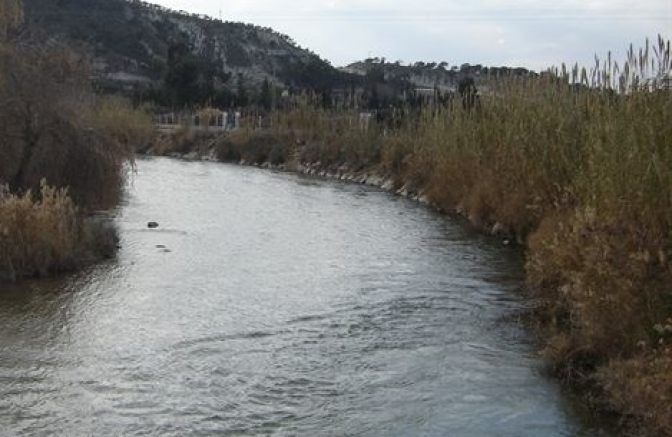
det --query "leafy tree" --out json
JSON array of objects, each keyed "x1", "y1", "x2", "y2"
[
  {"x1": 258, "y1": 77, "x2": 272, "y2": 111},
  {"x1": 235, "y1": 73, "x2": 248, "y2": 106},
  {"x1": 164, "y1": 41, "x2": 199, "y2": 107}
]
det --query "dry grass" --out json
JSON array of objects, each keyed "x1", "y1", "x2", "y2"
[
  {"x1": 0, "y1": 10, "x2": 145, "y2": 281},
  {"x1": 598, "y1": 351, "x2": 672, "y2": 436},
  {"x1": 0, "y1": 182, "x2": 116, "y2": 282},
  {"x1": 92, "y1": 96, "x2": 154, "y2": 153},
  {"x1": 214, "y1": 131, "x2": 290, "y2": 165}
]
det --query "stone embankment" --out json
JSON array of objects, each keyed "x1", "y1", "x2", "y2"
[{"x1": 158, "y1": 143, "x2": 517, "y2": 245}]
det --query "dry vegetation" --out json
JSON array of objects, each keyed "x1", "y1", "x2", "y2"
[
  {"x1": 0, "y1": 182, "x2": 117, "y2": 282},
  {"x1": 0, "y1": 1, "x2": 150, "y2": 282},
  {"x1": 184, "y1": 37, "x2": 671, "y2": 435},
  {"x1": 0, "y1": 41, "x2": 145, "y2": 209}
]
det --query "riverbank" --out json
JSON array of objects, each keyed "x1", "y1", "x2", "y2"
[
  {"x1": 0, "y1": 183, "x2": 120, "y2": 282},
  {"x1": 149, "y1": 64, "x2": 672, "y2": 435},
  {"x1": 0, "y1": 38, "x2": 152, "y2": 283}
]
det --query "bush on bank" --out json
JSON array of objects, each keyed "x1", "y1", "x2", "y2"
[
  {"x1": 0, "y1": 183, "x2": 117, "y2": 282},
  {"x1": 0, "y1": 41, "x2": 146, "y2": 211},
  {"x1": 0, "y1": 15, "x2": 149, "y2": 282}
]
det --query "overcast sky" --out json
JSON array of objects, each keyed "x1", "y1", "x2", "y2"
[{"x1": 148, "y1": 0, "x2": 671, "y2": 71}]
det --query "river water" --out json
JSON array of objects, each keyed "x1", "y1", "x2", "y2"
[{"x1": 0, "y1": 158, "x2": 610, "y2": 436}]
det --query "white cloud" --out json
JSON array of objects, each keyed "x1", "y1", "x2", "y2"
[{"x1": 147, "y1": 0, "x2": 672, "y2": 70}]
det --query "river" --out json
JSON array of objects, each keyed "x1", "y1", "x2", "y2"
[{"x1": 0, "y1": 158, "x2": 611, "y2": 436}]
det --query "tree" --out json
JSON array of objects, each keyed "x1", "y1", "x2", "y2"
[
  {"x1": 257, "y1": 77, "x2": 272, "y2": 111},
  {"x1": 365, "y1": 66, "x2": 385, "y2": 84},
  {"x1": 164, "y1": 41, "x2": 199, "y2": 107},
  {"x1": 235, "y1": 73, "x2": 248, "y2": 106},
  {"x1": 0, "y1": 41, "x2": 136, "y2": 208}
]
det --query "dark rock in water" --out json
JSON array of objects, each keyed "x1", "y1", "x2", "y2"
[
  {"x1": 147, "y1": 222, "x2": 159, "y2": 228},
  {"x1": 156, "y1": 244, "x2": 166, "y2": 249}
]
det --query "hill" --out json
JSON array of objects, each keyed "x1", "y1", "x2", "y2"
[
  {"x1": 22, "y1": 0, "x2": 536, "y2": 108},
  {"x1": 23, "y1": 0, "x2": 343, "y2": 97}
]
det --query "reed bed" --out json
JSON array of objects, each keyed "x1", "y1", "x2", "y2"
[{"x1": 0, "y1": 182, "x2": 117, "y2": 282}]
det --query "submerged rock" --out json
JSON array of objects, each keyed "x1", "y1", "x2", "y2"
[
  {"x1": 491, "y1": 222, "x2": 506, "y2": 235},
  {"x1": 147, "y1": 222, "x2": 159, "y2": 229}
]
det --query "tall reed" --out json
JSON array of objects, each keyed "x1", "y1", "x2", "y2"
[{"x1": 0, "y1": 182, "x2": 117, "y2": 282}]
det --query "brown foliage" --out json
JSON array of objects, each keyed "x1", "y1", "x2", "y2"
[
  {"x1": 214, "y1": 131, "x2": 289, "y2": 165},
  {"x1": 0, "y1": 40, "x2": 136, "y2": 210},
  {"x1": 598, "y1": 351, "x2": 672, "y2": 437},
  {"x1": 0, "y1": 182, "x2": 117, "y2": 282},
  {"x1": 0, "y1": 15, "x2": 145, "y2": 281}
]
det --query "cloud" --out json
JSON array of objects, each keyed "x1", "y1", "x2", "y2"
[{"x1": 148, "y1": 0, "x2": 672, "y2": 70}]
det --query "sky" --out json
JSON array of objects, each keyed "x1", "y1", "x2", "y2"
[{"x1": 148, "y1": 0, "x2": 671, "y2": 71}]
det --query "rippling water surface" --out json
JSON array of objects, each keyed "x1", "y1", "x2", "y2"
[{"x1": 0, "y1": 158, "x2": 609, "y2": 436}]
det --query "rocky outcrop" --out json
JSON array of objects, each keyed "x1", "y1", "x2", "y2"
[
  {"x1": 24, "y1": 0, "x2": 337, "y2": 90},
  {"x1": 152, "y1": 136, "x2": 518, "y2": 244}
]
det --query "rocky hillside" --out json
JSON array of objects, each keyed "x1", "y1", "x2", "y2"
[{"x1": 24, "y1": 0, "x2": 341, "y2": 91}]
